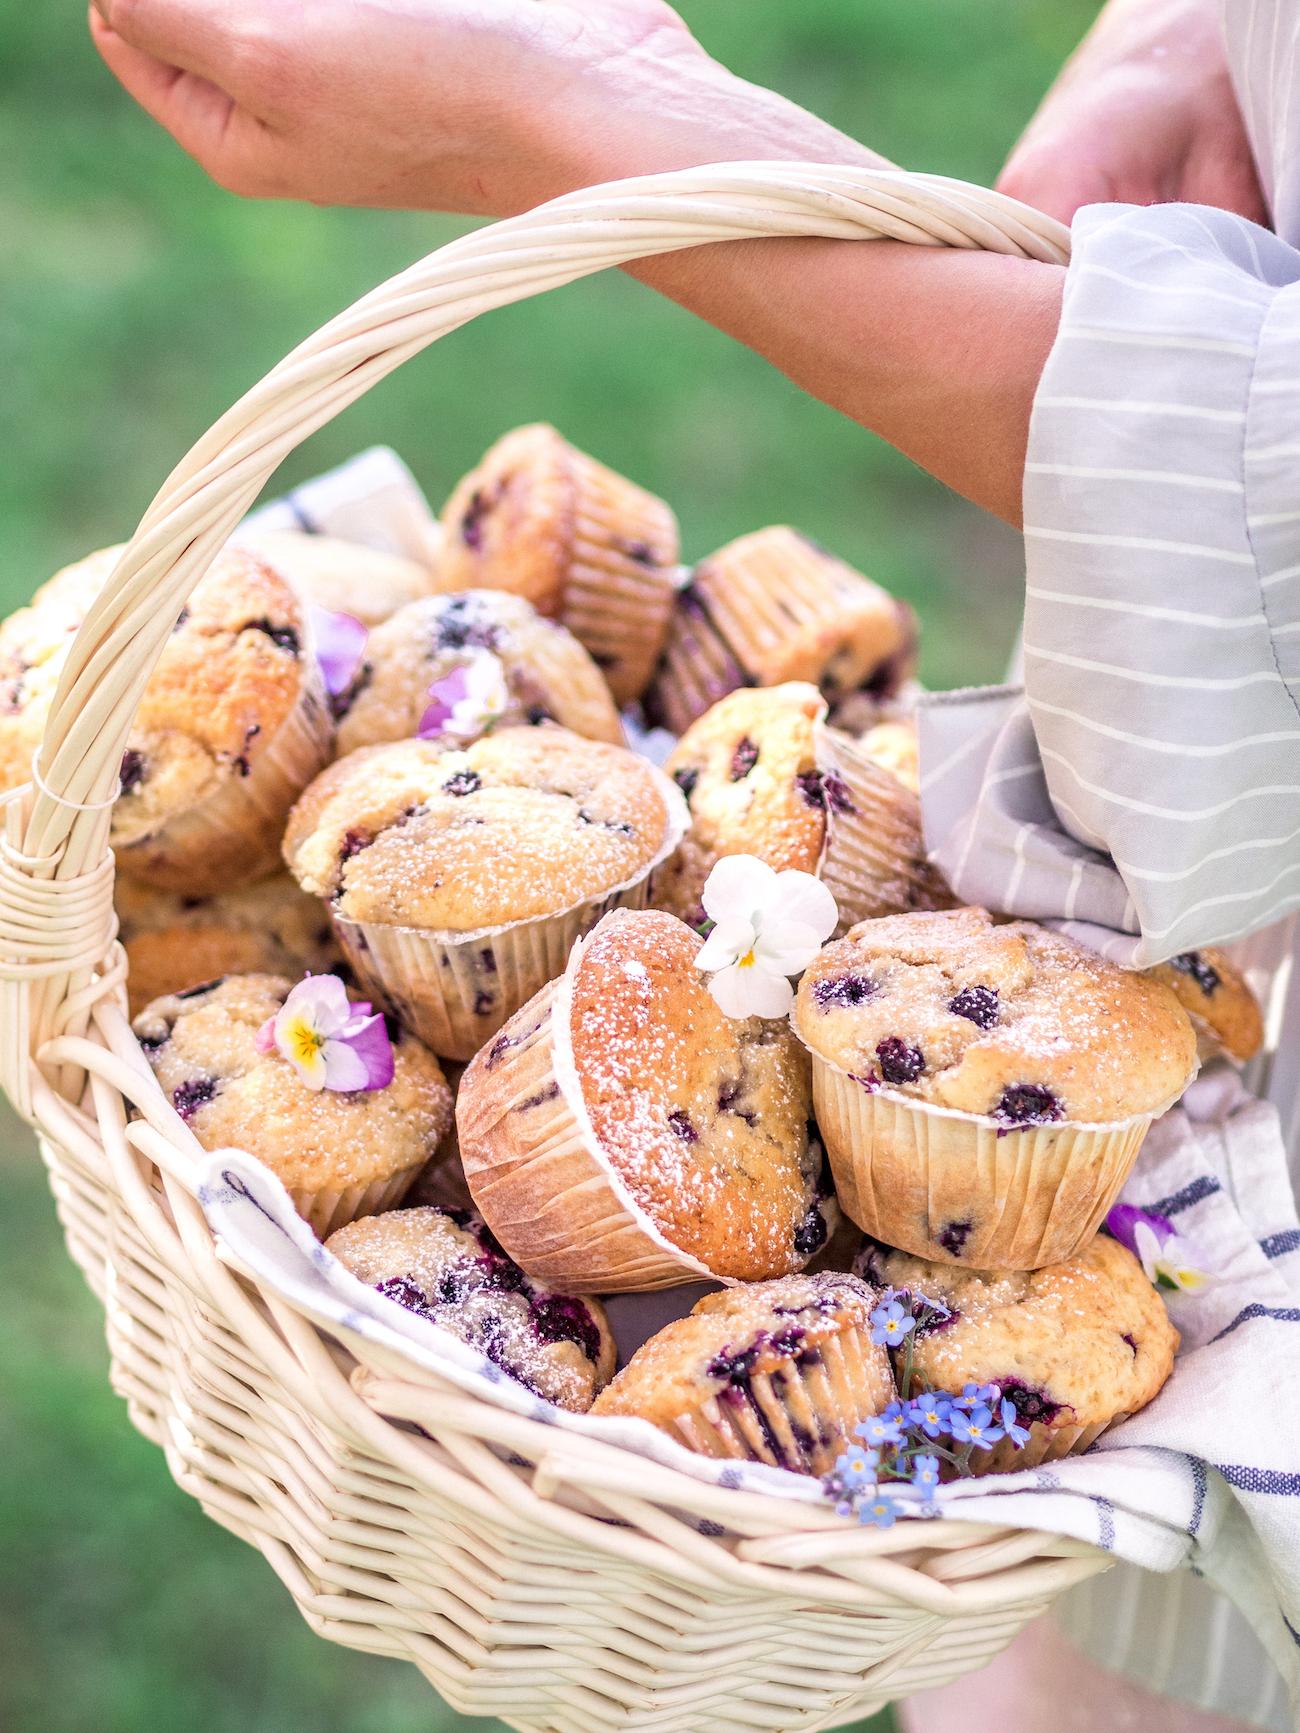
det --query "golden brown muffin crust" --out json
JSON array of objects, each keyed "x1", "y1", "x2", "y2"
[
  {"x1": 334, "y1": 590, "x2": 622, "y2": 754},
  {"x1": 134, "y1": 973, "x2": 452, "y2": 1192},
  {"x1": 325, "y1": 1205, "x2": 615, "y2": 1411},
  {"x1": 566, "y1": 909, "x2": 826, "y2": 1281},
  {"x1": 656, "y1": 684, "x2": 827, "y2": 926},
  {"x1": 1145, "y1": 948, "x2": 1264, "y2": 1065},
  {"x1": 860, "y1": 1235, "x2": 1178, "y2": 1427},
  {"x1": 284, "y1": 729, "x2": 674, "y2": 929},
  {"x1": 795, "y1": 907, "x2": 1197, "y2": 1122}
]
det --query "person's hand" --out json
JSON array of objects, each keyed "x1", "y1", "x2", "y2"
[
  {"x1": 88, "y1": 0, "x2": 741, "y2": 215},
  {"x1": 998, "y1": 0, "x2": 1268, "y2": 226}
]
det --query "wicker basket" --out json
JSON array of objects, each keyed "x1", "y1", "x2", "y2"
[{"x1": 0, "y1": 163, "x2": 1105, "y2": 1732}]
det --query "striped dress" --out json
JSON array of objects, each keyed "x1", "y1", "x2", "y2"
[{"x1": 916, "y1": 2, "x2": 1300, "y2": 1724}]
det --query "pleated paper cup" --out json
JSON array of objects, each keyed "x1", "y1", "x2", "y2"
[
  {"x1": 335, "y1": 767, "x2": 690, "y2": 1063},
  {"x1": 643, "y1": 579, "x2": 750, "y2": 736},
  {"x1": 289, "y1": 1164, "x2": 423, "y2": 1242},
  {"x1": 116, "y1": 664, "x2": 334, "y2": 895},
  {"x1": 666, "y1": 1325, "x2": 891, "y2": 1476},
  {"x1": 814, "y1": 723, "x2": 953, "y2": 933},
  {"x1": 557, "y1": 445, "x2": 681, "y2": 707},
  {"x1": 809, "y1": 1053, "x2": 1183, "y2": 1271},
  {"x1": 455, "y1": 968, "x2": 718, "y2": 1292},
  {"x1": 964, "y1": 1414, "x2": 1122, "y2": 1479}
]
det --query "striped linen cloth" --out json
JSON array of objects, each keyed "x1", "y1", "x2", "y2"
[{"x1": 917, "y1": 5, "x2": 1300, "y2": 1721}]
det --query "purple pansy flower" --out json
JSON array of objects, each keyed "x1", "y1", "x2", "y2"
[
  {"x1": 309, "y1": 605, "x2": 368, "y2": 697},
  {"x1": 255, "y1": 973, "x2": 394, "y2": 1093},
  {"x1": 1106, "y1": 1201, "x2": 1209, "y2": 1292},
  {"x1": 419, "y1": 649, "x2": 511, "y2": 743}
]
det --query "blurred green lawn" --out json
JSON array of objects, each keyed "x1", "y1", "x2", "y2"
[{"x1": 0, "y1": 1, "x2": 1094, "y2": 1727}]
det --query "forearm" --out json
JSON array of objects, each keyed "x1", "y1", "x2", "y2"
[{"x1": 548, "y1": 62, "x2": 1063, "y2": 525}]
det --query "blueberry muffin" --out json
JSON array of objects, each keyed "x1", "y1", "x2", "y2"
[
  {"x1": 117, "y1": 873, "x2": 340, "y2": 1017},
  {"x1": 325, "y1": 1205, "x2": 615, "y2": 1411},
  {"x1": 645, "y1": 527, "x2": 916, "y2": 735},
  {"x1": 656, "y1": 684, "x2": 947, "y2": 931},
  {"x1": 590, "y1": 1273, "x2": 892, "y2": 1476},
  {"x1": 405, "y1": 1061, "x2": 474, "y2": 1212},
  {"x1": 237, "y1": 529, "x2": 436, "y2": 626},
  {"x1": 1144, "y1": 948, "x2": 1264, "y2": 1065},
  {"x1": 858, "y1": 720, "x2": 920, "y2": 795},
  {"x1": 795, "y1": 908, "x2": 1198, "y2": 1268},
  {"x1": 282, "y1": 729, "x2": 688, "y2": 1059},
  {"x1": 1, "y1": 543, "x2": 333, "y2": 893},
  {"x1": 333, "y1": 590, "x2": 622, "y2": 754},
  {"x1": 438, "y1": 424, "x2": 680, "y2": 705},
  {"x1": 134, "y1": 973, "x2": 452, "y2": 1235},
  {"x1": 457, "y1": 907, "x2": 833, "y2": 1292},
  {"x1": 856, "y1": 1234, "x2": 1179, "y2": 1472}
]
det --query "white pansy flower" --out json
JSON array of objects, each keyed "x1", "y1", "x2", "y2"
[
  {"x1": 1132, "y1": 1219, "x2": 1209, "y2": 1293},
  {"x1": 694, "y1": 854, "x2": 838, "y2": 1019}
]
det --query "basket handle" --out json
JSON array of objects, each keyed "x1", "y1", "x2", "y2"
[{"x1": 0, "y1": 161, "x2": 1069, "y2": 1109}]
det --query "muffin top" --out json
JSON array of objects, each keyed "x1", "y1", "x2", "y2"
[
  {"x1": 592, "y1": 1271, "x2": 889, "y2": 1422},
  {"x1": 333, "y1": 590, "x2": 622, "y2": 754},
  {"x1": 135, "y1": 974, "x2": 452, "y2": 1192},
  {"x1": 857, "y1": 1234, "x2": 1178, "y2": 1429},
  {"x1": 858, "y1": 720, "x2": 920, "y2": 794},
  {"x1": 563, "y1": 909, "x2": 830, "y2": 1280},
  {"x1": 284, "y1": 730, "x2": 682, "y2": 931},
  {"x1": 657, "y1": 684, "x2": 827, "y2": 926},
  {"x1": 690, "y1": 526, "x2": 916, "y2": 695},
  {"x1": 1145, "y1": 948, "x2": 1264, "y2": 1065},
  {"x1": 117, "y1": 873, "x2": 339, "y2": 1017},
  {"x1": 795, "y1": 908, "x2": 1198, "y2": 1124},
  {"x1": 325, "y1": 1205, "x2": 615, "y2": 1411},
  {"x1": 0, "y1": 542, "x2": 319, "y2": 842},
  {"x1": 237, "y1": 529, "x2": 435, "y2": 626}
]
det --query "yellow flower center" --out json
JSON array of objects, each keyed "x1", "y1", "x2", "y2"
[{"x1": 738, "y1": 948, "x2": 756, "y2": 969}]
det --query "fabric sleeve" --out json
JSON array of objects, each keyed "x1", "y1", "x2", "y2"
[{"x1": 919, "y1": 201, "x2": 1300, "y2": 967}]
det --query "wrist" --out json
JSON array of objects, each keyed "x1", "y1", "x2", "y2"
[{"x1": 525, "y1": 53, "x2": 886, "y2": 212}]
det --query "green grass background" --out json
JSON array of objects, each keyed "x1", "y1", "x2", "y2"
[{"x1": 0, "y1": 2, "x2": 1094, "y2": 1728}]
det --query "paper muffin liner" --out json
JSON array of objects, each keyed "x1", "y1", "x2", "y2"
[
  {"x1": 643, "y1": 582, "x2": 750, "y2": 735},
  {"x1": 814, "y1": 723, "x2": 953, "y2": 932},
  {"x1": 559, "y1": 447, "x2": 681, "y2": 707},
  {"x1": 116, "y1": 664, "x2": 334, "y2": 895},
  {"x1": 288, "y1": 1162, "x2": 423, "y2": 1241},
  {"x1": 455, "y1": 974, "x2": 717, "y2": 1292},
  {"x1": 964, "y1": 1413, "x2": 1122, "y2": 1479},
  {"x1": 688, "y1": 530, "x2": 913, "y2": 694},
  {"x1": 334, "y1": 766, "x2": 690, "y2": 1062},
  {"x1": 666, "y1": 1326, "x2": 886, "y2": 1477},
  {"x1": 808, "y1": 1054, "x2": 1186, "y2": 1270}
]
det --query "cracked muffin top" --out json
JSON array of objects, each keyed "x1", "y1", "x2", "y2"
[
  {"x1": 794, "y1": 907, "x2": 1197, "y2": 1125},
  {"x1": 333, "y1": 590, "x2": 621, "y2": 754},
  {"x1": 326, "y1": 1204, "x2": 615, "y2": 1412},
  {"x1": 283, "y1": 728, "x2": 681, "y2": 931},
  {"x1": 857, "y1": 1234, "x2": 1178, "y2": 1430},
  {"x1": 0, "y1": 542, "x2": 321, "y2": 849}
]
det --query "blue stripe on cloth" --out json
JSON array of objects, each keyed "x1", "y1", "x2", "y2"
[
  {"x1": 1261, "y1": 1228, "x2": 1300, "y2": 1258},
  {"x1": 1145, "y1": 1175, "x2": 1222, "y2": 1217},
  {"x1": 1190, "y1": 1458, "x2": 1208, "y2": 1536},
  {"x1": 1210, "y1": 1303, "x2": 1300, "y2": 1343},
  {"x1": 288, "y1": 495, "x2": 320, "y2": 534},
  {"x1": 1285, "y1": 1613, "x2": 1300, "y2": 1650},
  {"x1": 1217, "y1": 1466, "x2": 1300, "y2": 1495},
  {"x1": 1090, "y1": 1495, "x2": 1116, "y2": 1549}
]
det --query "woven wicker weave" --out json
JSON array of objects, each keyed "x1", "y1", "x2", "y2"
[{"x1": 0, "y1": 163, "x2": 1105, "y2": 1732}]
